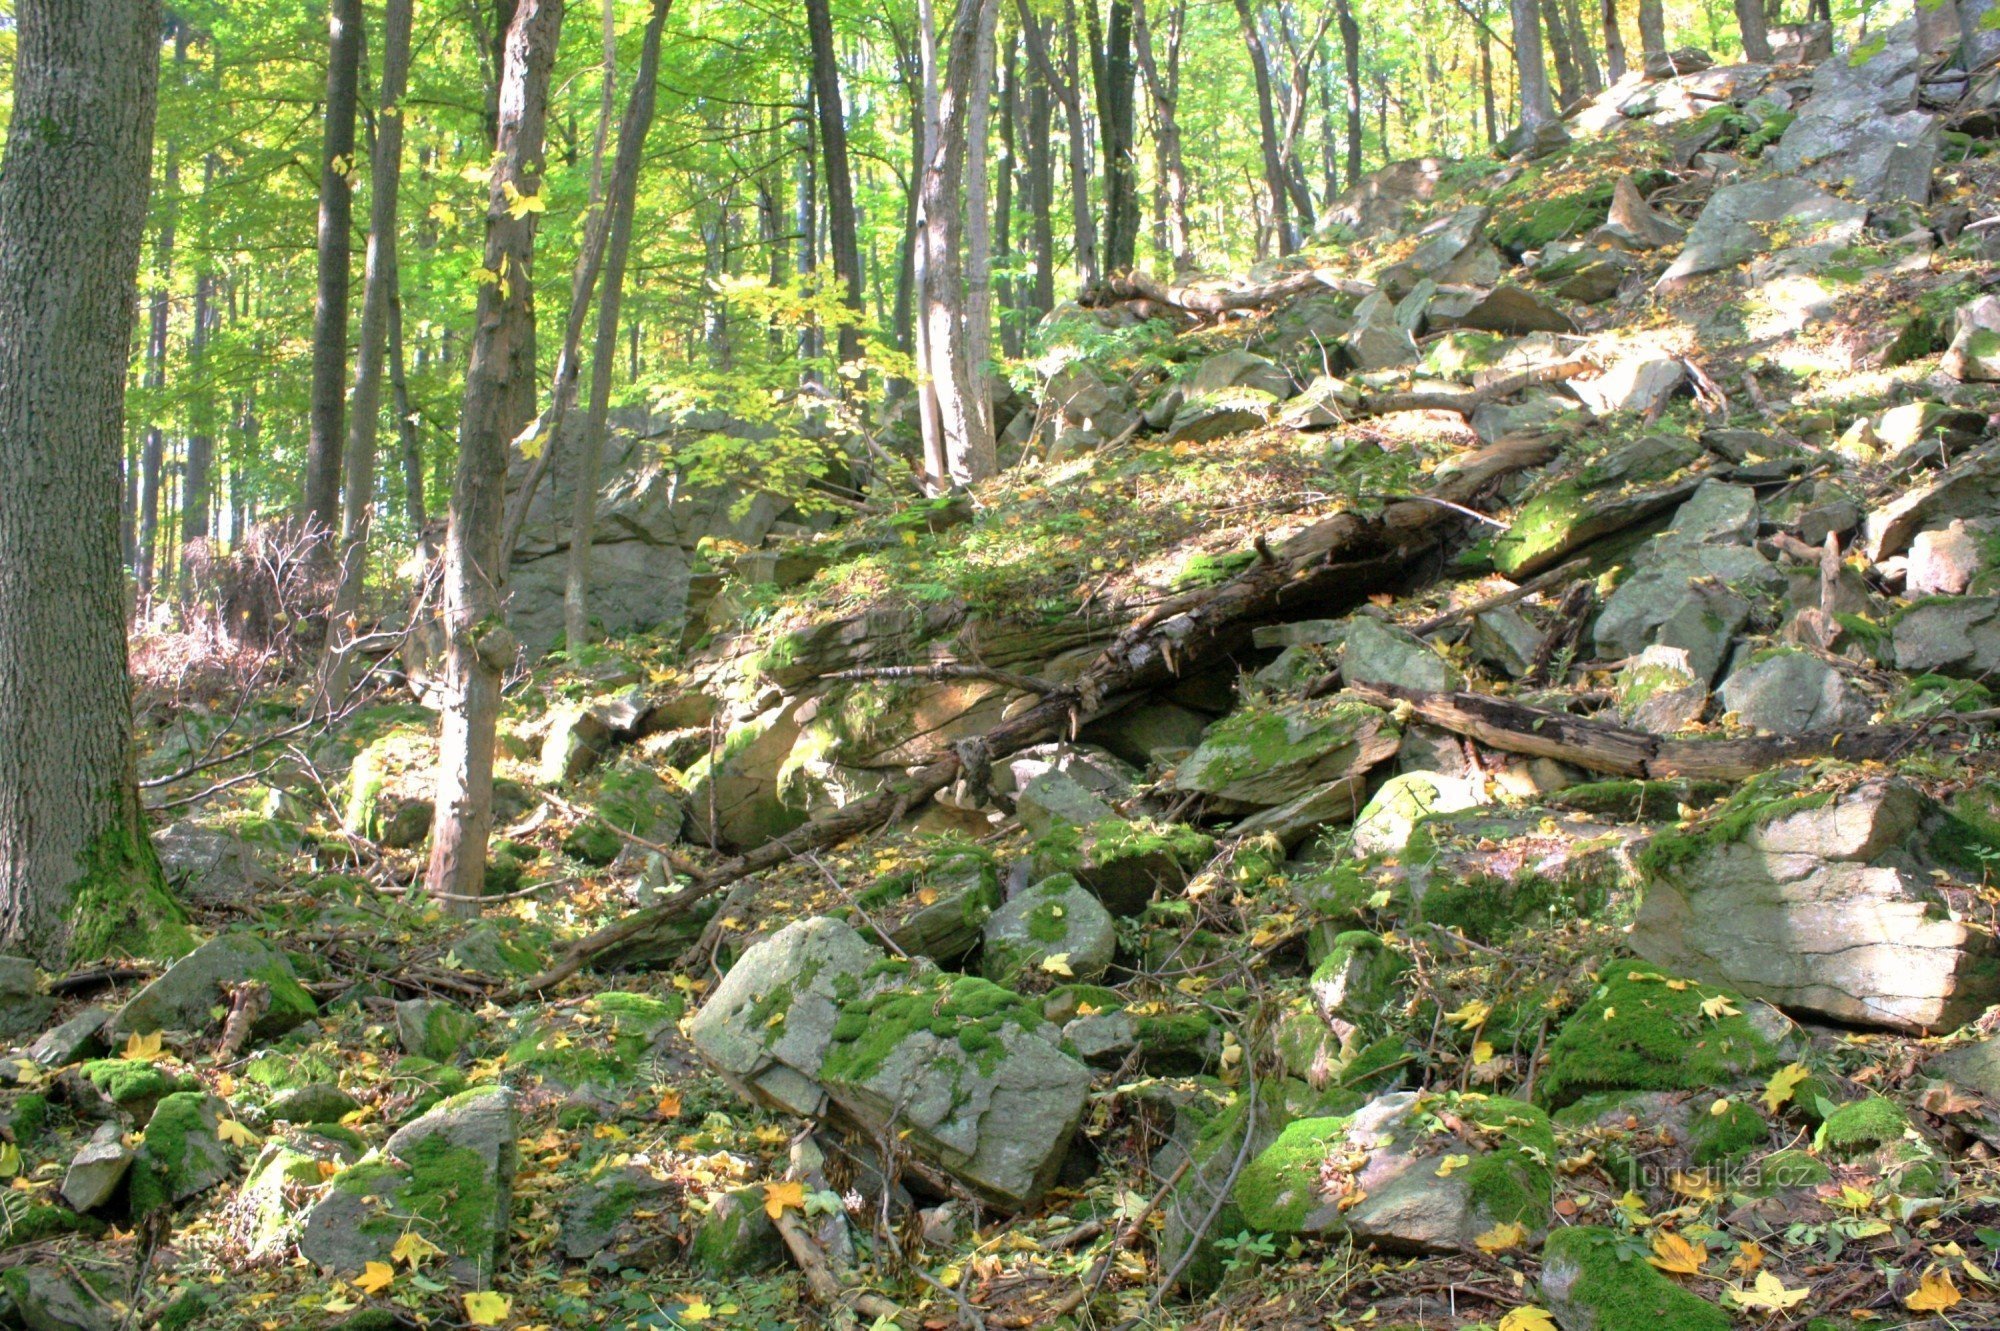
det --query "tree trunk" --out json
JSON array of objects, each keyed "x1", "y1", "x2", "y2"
[
  {"x1": 388, "y1": 269, "x2": 428, "y2": 554},
  {"x1": 1097, "y1": 1, "x2": 1140, "y2": 272},
  {"x1": 1563, "y1": 0, "x2": 1603, "y2": 94},
  {"x1": 1336, "y1": 0, "x2": 1365, "y2": 179},
  {"x1": 1480, "y1": 5, "x2": 1499, "y2": 144},
  {"x1": 426, "y1": 0, "x2": 564, "y2": 911},
  {"x1": 996, "y1": 34, "x2": 1019, "y2": 353},
  {"x1": 806, "y1": 0, "x2": 864, "y2": 369},
  {"x1": 302, "y1": 0, "x2": 364, "y2": 552},
  {"x1": 1059, "y1": 9, "x2": 1099, "y2": 285},
  {"x1": 1025, "y1": 24, "x2": 1057, "y2": 316},
  {"x1": 180, "y1": 155, "x2": 218, "y2": 592},
  {"x1": 1513, "y1": 0, "x2": 1557, "y2": 127},
  {"x1": 1132, "y1": 0, "x2": 1194, "y2": 272},
  {"x1": 914, "y1": 0, "x2": 946, "y2": 485},
  {"x1": 326, "y1": 0, "x2": 414, "y2": 690},
  {"x1": 1013, "y1": 1, "x2": 1081, "y2": 297},
  {"x1": 1637, "y1": 0, "x2": 1666, "y2": 63},
  {"x1": 1733, "y1": 0, "x2": 1773, "y2": 61},
  {"x1": 0, "y1": 0, "x2": 177, "y2": 964},
  {"x1": 917, "y1": 0, "x2": 1000, "y2": 485},
  {"x1": 965, "y1": 0, "x2": 999, "y2": 440},
  {"x1": 1602, "y1": 0, "x2": 1629, "y2": 80},
  {"x1": 1543, "y1": 0, "x2": 1583, "y2": 107},
  {"x1": 563, "y1": 0, "x2": 672, "y2": 654},
  {"x1": 137, "y1": 31, "x2": 186, "y2": 613},
  {"x1": 1232, "y1": 0, "x2": 1296, "y2": 256}
]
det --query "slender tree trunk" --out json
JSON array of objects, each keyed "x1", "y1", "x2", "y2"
[
  {"x1": 1480, "y1": 4, "x2": 1499, "y2": 144},
  {"x1": 138, "y1": 31, "x2": 186, "y2": 614},
  {"x1": 1097, "y1": 1, "x2": 1140, "y2": 272},
  {"x1": 302, "y1": 0, "x2": 364, "y2": 553},
  {"x1": 1059, "y1": 10, "x2": 1099, "y2": 285},
  {"x1": 326, "y1": 0, "x2": 414, "y2": 691},
  {"x1": 1336, "y1": 0, "x2": 1365, "y2": 180},
  {"x1": 965, "y1": 0, "x2": 999, "y2": 439},
  {"x1": 181, "y1": 156, "x2": 218, "y2": 594},
  {"x1": 1514, "y1": 0, "x2": 1557, "y2": 127},
  {"x1": 388, "y1": 267, "x2": 428, "y2": 553},
  {"x1": 1637, "y1": 0, "x2": 1666, "y2": 63},
  {"x1": 918, "y1": 0, "x2": 1000, "y2": 486},
  {"x1": 997, "y1": 33, "x2": 1019, "y2": 352},
  {"x1": 1014, "y1": 1, "x2": 1086, "y2": 293},
  {"x1": 1564, "y1": 0, "x2": 1603, "y2": 93},
  {"x1": 1233, "y1": 0, "x2": 1296, "y2": 255},
  {"x1": 1132, "y1": 0, "x2": 1194, "y2": 272},
  {"x1": 1602, "y1": 0, "x2": 1629, "y2": 79},
  {"x1": 806, "y1": 0, "x2": 864, "y2": 369},
  {"x1": 1733, "y1": 0, "x2": 1773, "y2": 60},
  {"x1": 914, "y1": 0, "x2": 946, "y2": 485},
  {"x1": 1025, "y1": 30, "x2": 1057, "y2": 315},
  {"x1": 427, "y1": 0, "x2": 564, "y2": 911},
  {"x1": 1543, "y1": 0, "x2": 1583, "y2": 107},
  {"x1": 564, "y1": 0, "x2": 672, "y2": 653},
  {"x1": 0, "y1": 0, "x2": 177, "y2": 964}
]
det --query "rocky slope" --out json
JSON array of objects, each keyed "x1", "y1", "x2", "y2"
[{"x1": 5, "y1": 20, "x2": 2000, "y2": 1331}]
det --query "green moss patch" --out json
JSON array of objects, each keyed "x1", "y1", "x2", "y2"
[
  {"x1": 1539, "y1": 970, "x2": 1781, "y2": 1109},
  {"x1": 1542, "y1": 1225, "x2": 1732, "y2": 1330}
]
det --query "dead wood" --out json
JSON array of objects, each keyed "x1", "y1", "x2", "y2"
[
  {"x1": 1354, "y1": 356, "x2": 1595, "y2": 417},
  {"x1": 1079, "y1": 266, "x2": 1370, "y2": 321}
]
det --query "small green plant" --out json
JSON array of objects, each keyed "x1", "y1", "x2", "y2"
[{"x1": 1213, "y1": 1229, "x2": 1278, "y2": 1274}]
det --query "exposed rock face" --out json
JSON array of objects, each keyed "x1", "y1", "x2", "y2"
[
  {"x1": 1351, "y1": 772, "x2": 1482, "y2": 856},
  {"x1": 1339, "y1": 616, "x2": 1460, "y2": 693},
  {"x1": 1173, "y1": 699, "x2": 1400, "y2": 811},
  {"x1": 1893, "y1": 597, "x2": 2000, "y2": 678},
  {"x1": 982, "y1": 874, "x2": 1117, "y2": 986},
  {"x1": 1767, "y1": 21, "x2": 1939, "y2": 204},
  {"x1": 1717, "y1": 647, "x2": 1873, "y2": 733},
  {"x1": 1572, "y1": 357, "x2": 1686, "y2": 416},
  {"x1": 61, "y1": 1123, "x2": 133, "y2": 1212},
  {"x1": 1343, "y1": 290, "x2": 1420, "y2": 370},
  {"x1": 1593, "y1": 544, "x2": 1780, "y2": 684},
  {"x1": 1657, "y1": 178, "x2": 1867, "y2": 288},
  {"x1": 107, "y1": 933, "x2": 316, "y2": 1045},
  {"x1": 1631, "y1": 781, "x2": 2000, "y2": 1032},
  {"x1": 559, "y1": 1164, "x2": 681, "y2": 1269}
]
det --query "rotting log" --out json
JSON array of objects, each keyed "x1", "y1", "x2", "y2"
[{"x1": 1078, "y1": 266, "x2": 1372, "y2": 322}]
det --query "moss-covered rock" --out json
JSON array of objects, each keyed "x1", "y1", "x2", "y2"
[
  {"x1": 690, "y1": 1186, "x2": 785, "y2": 1276},
  {"x1": 70, "y1": 1058, "x2": 190, "y2": 1121},
  {"x1": 1030, "y1": 818, "x2": 1214, "y2": 916},
  {"x1": 1172, "y1": 699, "x2": 1400, "y2": 812},
  {"x1": 981, "y1": 873, "x2": 1117, "y2": 988},
  {"x1": 129, "y1": 1092, "x2": 234, "y2": 1219},
  {"x1": 105, "y1": 932, "x2": 316, "y2": 1047},
  {"x1": 1541, "y1": 1225, "x2": 1732, "y2": 1330},
  {"x1": 395, "y1": 999, "x2": 478, "y2": 1063},
  {"x1": 849, "y1": 839, "x2": 1000, "y2": 964},
  {"x1": 1539, "y1": 969, "x2": 1787, "y2": 1109}
]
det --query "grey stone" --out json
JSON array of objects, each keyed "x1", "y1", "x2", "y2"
[
  {"x1": 691, "y1": 1186, "x2": 786, "y2": 1275},
  {"x1": 1658, "y1": 479, "x2": 1760, "y2": 548},
  {"x1": 1571, "y1": 357, "x2": 1687, "y2": 416},
  {"x1": 983, "y1": 874, "x2": 1117, "y2": 987},
  {"x1": 1188, "y1": 348, "x2": 1294, "y2": 400},
  {"x1": 1467, "y1": 606, "x2": 1543, "y2": 678},
  {"x1": 1943, "y1": 295, "x2": 2000, "y2": 383},
  {"x1": 1083, "y1": 701, "x2": 1212, "y2": 768},
  {"x1": 560, "y1": 1164, "x2": 680, "y2": 1268},
  {"x1": 1718, "y1": 648, "x2": 1873, "y2": 734},
  {"x1": 60, "y1": 1122, "x2": 133, "y2": 1212},
  {"x1": 1593, "y1": 546, "x2": 1780, "y2": 680},
  {"x1": 1908, "y1": 520, "x2": 1987, "y2": 595},
  {"x1": 131, "y1": 1091, "x2": 234, "y2": 1214},
  {"x1": 1, "y1": 1263, "x2": 130, "y2": 1331},
  {"x1": 1617, "y1": 645, "x2": 1710, "y2": 734},
  {"x1": 1770, "y1": 20, "x2": 1834, "y2": 62},
  {"x1": 396, "y1": 999, "x2": 478, "y2": 1063},
  {"x1": 265, "y1": 1083, "x2": 360, "y2": 1126},
  {"x1": 1864, "y1": 447, "x2": 2000, "y2": 560},
  {"x1": 1173, "y1": 700, "x2": 1401, "y2": 811},
  {"x1": 237, "y1": 1127, "x2": 363, "y2": 1260},
  {"x1": 1276, "y1": 375, "x2": 1362, "y2": 429},
  {"x1": 1338, "y1": 616, "x2": 1461, "y2": 693},
  {"x1": 1768, "y1": 21, "x2": 1940, "y2": 204},
  {"x1": 1015, "y1": 769, "x2": 1120, "y2": 836},
  {"x1": 681, "y1": 701, "x2": 807, "y2": 849},
  {"x1": 0, "y1": 956, "x2": 53, "y2": 1043},
  {"x1": 1595, "y1": 175, "x2": 1686, "y2": 251},
  {"x1": 26, "y1": 1007, "x2": 109, "y2": 1068},
  {"x1": 154, "y1": 820, "x2": 284, "y2": 905},
  {"x1": 1632, "y1": 780, "x2": 2000, "y2": 1032},
  {"x1": 298, "y1": 1085, "x2": 518, "y2": 1284},
  {"x1": 1252, "y1": 619, "x2": 1347, "y2": 648},
  {"x1": 1893, "y1": 597, "x2": 2000, "y2": 678},
  {"x1": 1421, "y1": 284, "x2": 1578, "y2": 336},
  {"x1": 1342, "y1": 290, "x2": 1420, "y2": 370},
  {"x1": 1798, "y1": 498, "x2": 1861, "y2": 546},
  {"x1": 1230, "y1": 774, "x2": 1373, "y2": 846},
  {"x1": 1161, "y1": 389, "x2": 1275, "y2": 445},
  {"x1": 1658, "y1": 178, "x2": 1868, "y2": 288},
  {"x1": 107, "y1": 932, "x2": 313, "y2": 1045},
  {"x1": 1643, "y1": 45, "x2": 1714, "y2": 77},
  {"x1": 1468, "y1": 386, "x2": 1586, "y2": 444},
  {"x1": 1351, "y1": 772, "x2": 1481, "y2": 856}
]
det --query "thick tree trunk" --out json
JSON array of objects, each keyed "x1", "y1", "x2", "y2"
[
  {"x1": 1602, "y1": 0, "x2": 1629, "y2": 80},
  {"x1": 1514, "y1": 0, "x2": 1558, "y2": 127},
  {"x1": 1733, "y1": 0, "x2": 1773, "y2": 61},
  {"x1": 1637, "y1": 0, "x2": 1666, "y2": 63},
  {"x1": 965, "y1": 0, "x2": 999, "y2": 439},
  {"x1": 1563, "y1": 0, "x2": 1603, "y2": 94},
  {"x1": 563, "y1": 0, "x2": 672, "y2": 653},
  {"x1": 426, "y1": 0, "x2": 564, "y2": 911},
  {"x1": 302, "y1": 0, "x2": 364, "y2": 551},
  {"x1": 1132, "y1": 0, "x2": 1193, "y2": 272},
  {"x1": 806, "y1": 0, "x2": 865, "y2": 369},
  {"x1": 0, "y1": 0, "x2": 177, "y2": 965},
  {"x1": 1233, "y1": 0, "x2": 1296, "y2": 255},
  {"x1": 1097, "y1": 1, "x2": 1140, "y2": 272},
  {"x1": 918, "y1": 0, "x2": 1000, "y2": 486},
  {"x1": 326, "y1": 0, "x2": 414, "y2": 691},
  {"x1": 1543, "y1": 0, "x2": 1583, "y2": 106}
]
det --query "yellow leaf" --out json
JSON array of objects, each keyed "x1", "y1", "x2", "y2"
[
  {"x1": 391, "y1": 1231, "x2": 442, "y2": 1267},
  {"x1": 1709, "y1": 1098, "x2": 1732, "y2": 1116},
  {"x1": 0, "y1": 1144, "x2": 18, "y2": 1179},
  {"x1": 1475, "y1": 1221, "x2": 1528, "y2": 1252},
  {"x1": 216, "y1": 1119, "x2": 262, "y2": 1148},
  {"x1": 1435, "y1": 1154, "x2": 1472, "y2": 1178},
  {"x1": 502, "y1": 180, "x2": 548, "y2": 219},
  {"x1": 1732, "y1": 1271, "x2": 1810, "y2": 1311},
  {"x1": 1602, "y1": 1006, "x2": 1618, "y2": 1021},
  {"x1": 1472, "y1": 1041, "x2": 1496, "y2": 1066},
  {"x1": 1498, "y1": 1309, "x2": 1559, "y2": 1331},
  {"x1": 1700, "y1": 994, "x2": 1742, "y2": 1021},
  {"x1": 1648, "y1": 1231, "x2": 1707, "y2": 1276},
  {"x1": 323, "y1": 1294, "x2": 357, "y2": 1314},
  {"x1": 1444, "y1": 1000, "x2": 1490, "y2": 1031},
  {"x1": 463, "y1": 1290, "x2": 512, "y2": 1326},
  {"x1": 657, "y1": 1090, "x2": 683, "y2": 1119},
  {"x1": 1040, "y1": 953, "x2": 1075, "y2": 977},
  {"x1": 1904, "y1": 1268, "x2": 1961, "y2": 1312},
  {"x1": 680, "y1": 1300, "x2": 714, "y2": 1324},
  {"x1": 354, "y1": 1262, "x2": 395, "y2": 1296},
  {"x1": 122, "y1": 1031, "x2": 164, "y2": 1062},
  {"x1": 1761, "y1": 1063, "x2": 1812, "y2": 1114},
  {"x1": 1730, "y1": 1241, "x2": 1763, "y2": 1276},
  {"x1": 763, "y1": 1179, "x2": 806, "y2": 1220},
  {"x1": 1669, "y1": 1171, "x2": 1720, "y2": 1202},
  {"x1": 1832, "y1": 1184, "x2": 1874, "y2": 1212}
]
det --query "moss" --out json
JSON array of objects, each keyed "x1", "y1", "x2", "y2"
[
  {"x1": 1549, "y1": 778, "x2": 1730, "y2": 820},
  {"x1": 1538, "y1": 970, "x2": 1780, "y2": 1109},
  {"x1": 1135, "y1": 1012, "x2": 1215, "y2": 1056},
  {"x1": 1747, "y1": 1147, "x2": 1831, "y2": 1194},
  {"x1": 1816, "y1": 1096, "x2": 1909, "y2": 1155},
  {"x1": 1634, "y1": 774, "x2": 1835, "y2": 877},
  {"x1": 1455, "y1": 1096, "x2": 1557, "y2": 1231},
  {"x1": 1492, "y1": 181, "x2": 1616, "y2": 253},
  {"x1": 1043, "y1": 984, "x2": 1123, "y2": 1024},
  {"x1": 1541, "y1": 1226, "x2": 1733, "y2": 1330},
  {"x1": 251, "y1": 961, "x2": 319, "y2": 1024},
  {"x1": 1173, "y1": 549, "x2": 1260, "y2": 589},
  {"x1": 65, "y1": 811, "x2": 195, "y2": 963},
  {"x1": 388, "y1": 1056, "x2": 469, "y2": 1117},
  {"x1": 823, "y1": 973, "x2": 1044, "y2": 1085},
  {"x1": 80, "y1": 1058, "x2": 185, "y2": 1107},
  {"x1": 1420, "y1": 871, "x2": 1604, "y2": 944},
  {"x1": 154, "y1": 1292, "x2": 215, "y2": 1331},
  {"x1": 242, "y1": 1047, "x2": 341, "y2": 1092},
  {"x1": 1688, "y1": 1099, "x2": 1766, "y2": 1165},
  {"x1": 1235, "y1": 1115, "x2": 1350, "y2": 1232},
  {"x1": 591, "y1": 990, "x2": 682, "y2": 1028},
  {"x1": 8, "y1": 1094, "x2": 48, "y2": 1145},
  {"x1": 0, "y1": 1197, "x2": 103, "y2": 1248},
  {"x1": 129, "y1": 1090, "x2": 213, "y2": 1219}
]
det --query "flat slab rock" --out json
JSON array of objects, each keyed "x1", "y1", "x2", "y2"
[{"x1": 1632, "y1": 780, "x2": 2000, "y2": 1032}]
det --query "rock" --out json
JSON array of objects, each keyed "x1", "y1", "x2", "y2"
[
  {"x1": 1863, "y1": 446, "x2": 2000, "y2": 560},
  {"x1": 1083, "y1": 701, "x2": 1212, "y2": 768},
  {"x1": 863, "y1": 843, "x2": 1002, "y2": 964},
  {"x1": 1893, "y1": 597, "x2": 2000, "y2": 678},
  {"x1": 681, "y1": 702, "x2": 807, "y2": 850},
  {"x1": 1187, "y1": 348, "x2": 1294, "y2": 400},
  {"x1": 1942, "y1": 294, "x2": 2000, "y2": 382},
  {"x1": 62, "y1": 1057, "x2": 188, "y2": 1121},
  {"x1": 1339, "y1": 616, "x2": 1461, "y2": 693},
  {"x1": 1631, "y1": 780, "x2": 2000, "y2": 1032},
  {"x1": 983, "y1": 874, "x2": 1117, "y2": 986},
  {"x1": 1770, "y1": 20, "x2": 1834, "y2": 63},
  {"x1": 1536, "y1": 247, "x2": 1633, "y2": 303},
  {"x1": 1571, "y1": 358, "x2": 1686, "y2": 416},
  {"x1": 1230, "y1": 774, "x2": 1374, "y2": 845},
  {"x1": 1492, "y1": 434, "x2": 1705, "y2": 578},
  {"x1": 60, "y1": 1122, "x2": 133, "y2": 1212},
  {"x1": 1643, "y1": 46, "x2": 1714, "y2": 77},
  {"x1": 1320, "y1": 156, "x2": 1450, "y2": 239},
  {"x1": 1593, "y1": 546, "x2": 1779, "y2": 682},
  {"x1": 154, "y1": 819, "x2": 284, "y2": 906},
  {"x1": 1309, "y1": 931, "x2": 1410, "y2": 1029},
  {"x1": 1717, "y1": 647, "x2": 1873, "y2": 733},
  {"x1": 1468, "y1": 606, "x2": 1543, "y2": 678},
  {"x1": 1342, "y1": 290, "x2": 1420, "y2": 370},
  {"x1": 1908, "y1": 521, "x2": 1987, "y2": 595},
  {"x1": 1797, "y1": 496, "x2": 1861, "y2": 546},
  {"x1": 1768, "y1": 21, "x2": 1940, "y2": 204},
  {"x1": 559, "y1": 1164, "x2": 680, "y2": 1268},
  {"x1": 535, "y1": 700, "x2": 619, "y2": 785},
  {"x1": 1030, "y1": 818, "x2": 1212, "y2": 916},
  {"x1": 26, "y1": 1007, "x2": 109, "y2": 1068},
  {"x1": 1351, "y1": 772, "x2": 1482, "y2": 856},
  {"x1": 1871, "y1": 401, "x2": 1986, "y2": 452},
  {"x1": 1594, "y1": 175, "x2": 1685, "y2": 250},
  {"x1": 1616, "y1": 645, "x2": 1709, "y2": 734},
  {"x1": 818, "y1": 966, "x2": 1093, "y2": 1210},
  {"x1": 237, "y1": 1127, "x2": 362, "y2": 1261},
  {"x1": 0, "y1": 957, "x2": 53, "y2": 1043},
  {"x1": 1657, "y1": 178, "x2": 1867, "y2": 289},
  {"x1": 107, "y1": 932, "x2": 315, "y2": 1045},
  {"x1": 1379, "y1": 205, "x2": 1503, "y2": 293},
  {"x1": 1659, "y1": 479, "x2": 1760, "y2": 548},
  {"x1": 0, "y1": 1262, "x2": 132, "y2": 1331},
  {"x1": 1542, "y1": 1226, "x2": 1733, "y2": 1331},
  {"x1": 1236, "y1": 1091, "x2": 1555, "y2": 1253},
  {"x1": 129, "y1": 1091, "x2": 234, "y2": 1217},
  {"x1": 1161, "y1": 389, "x2": 1275, "y2": 445},
  {"x1": 299, "y1": 1085, "x2": 519, "y2": 1284},
  {"x1": 447, "y1": 920, "x2": 547, "y2": 979},
  {"x1": 691, "y1": 1186, "x2": 786, "y2": 1275},
  {"x1": 265, "y1": 1083, "x2": 360, "y2": 1126},
  {"x1": 1422, "y1": 284, "x2": 1577, "y2": 336},
  {"x1": 1173, "y1": 699, "x2": 1401, "y2": 811},
  {"x1": 1015, "y1": 768, "x2": 1120, "y2": 836},
  {"x1": 1539, "y1": 968, "x2": 1792, "y2": 1108},
  {"x1": 1468, "y1": 386, "x2": 1585, "y2": 444},
  {"x1": 396, "y1": 999, "x2": 478, "y2": 1063},
  {"x1": 1276, "y1": 375, "x2": 1362, "y2": 429}
]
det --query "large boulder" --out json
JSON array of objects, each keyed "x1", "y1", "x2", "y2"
[
  {"x1": 1538, "y1": 968, "x2": 1792, "y2": 1108},
  {"x1": 1863, "y1": 446, "x2": 2000, "y2": 561},
  {"x1": 1492, "y1": 434, "x2": 1706, "y2": 578},
  {"x1": 1893, "y1": 597, "x2": 2000, "y2": 678},
  {"x1": 299, "y1": 1085, "x2": 518, "y2": 1284},
  {"x1": 1631, "y1": 780, "x2": 2000, "y2": 1032},
  {"x1": 1187, "y1": 348, "x2": 1294, "y2": 400},
  {"x1": 1593, "y1": 545, "x2": 1781, "y2": 683},
  {"x1": 1172, "y1": 699, "x2": 1400, "y2": 811},
  {"x1": 1338, "y1": 616, "x2": 1460, "y2": 694},
  {"x1": 1717, "y1": 647, "x2": 1873, "y2": 733},
  {"x1": 1767, "y1": 21, "x2": 1940, "y2": 204},
  {"x1": 1942, "y1": 295, "x2": 2000, "y2": 383},
  {"x1": 128, "y1": 1092, "x2": 235, "y2": 1219},
  {"x1": 681, "y1": 703, "x2": 808, "y2": 850},
  {"x1": 106, "y1": 932, "x2": 316, "y2": 1045},
  {"x1": 1657, "y1": 178, "x2": 1867, "y2": 289},
  {"x1": 982, "y1": 874, "x2": 1118, "y2": 986}
]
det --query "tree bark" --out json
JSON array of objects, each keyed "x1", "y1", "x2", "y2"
[
  {"x1": 1542, "y1": 0, "x2": 1583, "y2": 107},
  {"x1": 426, "y1": 0, "x2": 564, "y2": 911},
  {"x1": 563, "y1": 0, "x2": 672, "y2": 653},
  {"x1": 1336, "y1": 0, "x2": 1365, "y2": 179},
  {"x1": 180, "y1": 154, "x2": 218, "y2": 592},
  {"x1": 1513, "y1": 0, "x2": 1557, "y2": 127},
  {"x1": 996, "y1": 33, "x2": 1020, "y2": 353},
  {"x1": 805, "y1": 0, "x2": 865, "y2": 369},
  {"x1": 326, "y1": 0, "x2": 415, "y2": 690},
  {"x1": 1602, "y1": 0, "x2": 1628, "y2": 80},
  {"x1": 1232, "y1": 0, "x2": 1296, "y2": 255},
  {"x1": 1026, "y1": 31, "x2": 1057, "y2": 316},
  {"x1": 1637, "y1": 0, "x2": 1666, "y2": 63},
  {"x1": 1096, "y1": 1, "x2": 1140, "y2": 272},
  {"x1": 302, "y1": 0, "x2": 364, "y2": 551},
  {"x1": 965, "y1": 0, "x2": 1000, "y2": 439},
  {"x1": 1733, "y1": 0, "x2": 1773, "y2": 61},
  {"x1": 0, "y1": 0, "x2": 175, "y2": 964},
  {"x1": 1014, "y1": 1, "x2": 1086, "y2": 293},
  {"x1": 137, "y1": 29, "x2": 186, "y2": 613},
  {"x1": 1132, "y1": 0, "x2": 1194, "y2": 272},
  {"x1": 1563, "y1": 0, "x2": 1603, "y2": 94}
]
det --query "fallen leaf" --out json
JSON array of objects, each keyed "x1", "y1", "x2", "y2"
[
  {"x1": 1732, "y1": 1271, "x2": 1809, "y2": 1311},
  {"x1": 1648, "y1": 1231, "x2": 1707, "y2": 1276},
  {"x1": 1700, "y1": 994, "x2": 1742, "y2": 1021},
  {"x1": 763, "y1": 1179, "x2": 806, "y2": 1220},
  {"x1": 354, "y1": 1262, "x2": 395, "y2": 1296},
  {"x1": 1444, "y1": 1000, "x2": 1490, "y2": 1031},
  {"x1": 680, "y1": 1299, "x2": 714, "y2": 1324},
  {"x1": 122, "y1": 1031, "x2": 164, "y2": 1062},
  {"x1": 1040, "y1": 952, "x2": 1075, "y2": 977},
  {"x1": 1730, "y1": 1241, "x2": 1763, "y2": 1276},
  {"x1": 216, "y1": 1119, "x2": 262, "y2": 1148},
  {"x1": 1498, "y1": 1309, "x2": 1558, "y2": 1331},
  {"x1": 1475, "y1": 1221, "x2": 1528, "y2": 1252},
  {"x1": 1904, "y1": 1268, "x2": 1961, "y2": 1313},
  {"x1": 657, "y1": 1090, "x2": 683, "y2": 1119},
  {"x1": 1761, "y1": 1063, "x2": 1812, "y2": 1114},
  {"x1": 463, "y1": 1290, "x2": 512, "y2": 1326},
  {"x1": 1434, "y1": 1154, "x2": 1471, "y2": 1177},
  {"x1": 391, "y1": 1231, "x2": 441, "y2": 1267}
]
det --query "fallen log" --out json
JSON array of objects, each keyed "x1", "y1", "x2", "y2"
[
  {"x1": 1354, "y1": 357, "x2": 1596, "y2": 418},
  {"x1": 1079, "y1": 267, "x2": 1371, "y2": 322},
  {"x1": 1346, "y1": 682, "x2": 1962, "y2": 781},
  {"x1": 514, "y1": 435, "x2": 1560, "y2": 995}
]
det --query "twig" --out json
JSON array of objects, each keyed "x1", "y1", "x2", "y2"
[
  {"x1": 817, "y1": 662, "x2": 1070, "y2": 696},
  {"x1": 427, "y1": 875, "x2": 581, "y2": 904},
  {"x1": 1412, "y1": 558, "x2": 1588, "y2": 637}
]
